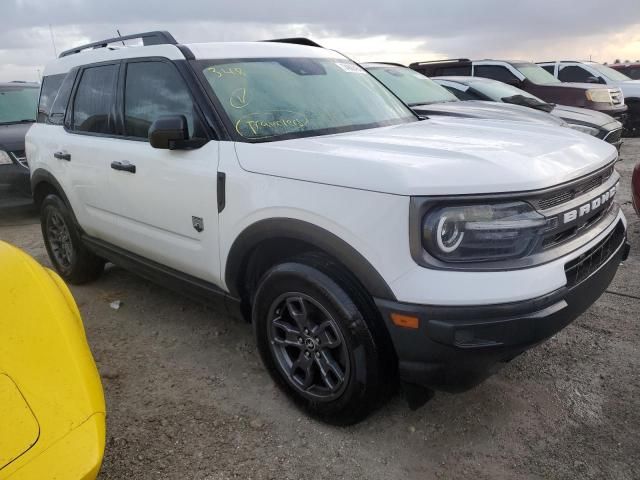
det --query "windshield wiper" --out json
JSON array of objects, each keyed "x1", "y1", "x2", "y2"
[{"x1": 501, "y1": 95, "x2": 554, "y2": 113}]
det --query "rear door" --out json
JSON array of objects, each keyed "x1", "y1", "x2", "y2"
[{"x1": 105, "y1": 59, "x2": 221, "y2": 284}]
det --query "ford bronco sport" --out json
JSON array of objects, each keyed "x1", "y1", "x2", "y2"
[{"x1": 27, "y1": 31, "x2": 630, "y2": 424}]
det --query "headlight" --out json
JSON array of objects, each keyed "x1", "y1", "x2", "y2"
[
  {"x1": 0, "y1": 151, "x2": 13, "y2": 165},
  {"x1": 586, "y1": 89, "x2": 612, "y2": 103},
  {"x1": 422, "y1": 201, "x2": 548, "y2": 263},
  {"x1": 568, "y1": 124, "x2": 600, "y2": 136}
]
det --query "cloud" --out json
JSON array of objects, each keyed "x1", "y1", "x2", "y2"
[{"x1": 2, "y1": 0, "x2": 640, "y2": 81}]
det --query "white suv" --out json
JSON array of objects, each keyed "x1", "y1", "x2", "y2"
[
  {"x1": 27, "y1": 32, "x2": 630, "y2": 424},
  {"x1": 538, "y1": 60, "x2": 640, "y2": 135}
]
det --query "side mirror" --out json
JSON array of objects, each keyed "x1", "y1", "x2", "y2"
[
  {"x1": 505, "y1": 78, "x2": 523, "y2": 87},
  {"x1": 148, "y1": 115, "x2": 189, "y2": 149}
]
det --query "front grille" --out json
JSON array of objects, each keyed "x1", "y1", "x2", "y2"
[
  {"x1": 534, "y1": 165, "x2": 614, "y2": 211},
  {"x1": 9, "y1": 150, "x2": 28, "y2": 169},
  {"x1": 564, "y1": 221, "x2": 625, "y2": 288},
  {"x1": 603, "y1": 128, "x2": 622, "y2": 145}
]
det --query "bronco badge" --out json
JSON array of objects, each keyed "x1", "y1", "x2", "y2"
[{"x1": 192, "y1": 216, "x2": 204, "y2": 233}]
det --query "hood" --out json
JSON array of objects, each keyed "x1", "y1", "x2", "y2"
[
  {"x1": 611, "y1": 80, "x2": 640, "y2": 96},
  {"x1": 412, "y1": 100, "x2": 565, "y2": 126},
  {"x1": 540, "y1": 81, "x2": 618, "y2": 91},
  {"x1": 234, "y1": 118, "x2": 617, "y2": 196},
  {"x1": 551, "y1": 104, "x2": 622, "y2": 130},
  {"x1": 0, "y1": 123, "x2": 32, "y2": 152}
]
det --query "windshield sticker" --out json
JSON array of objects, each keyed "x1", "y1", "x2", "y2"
[
  {"x1": 335, "y1": 63, "x2": 366, "y2": 74},
  {"x1": 235, "y1": 111, "x2": 309, "y2": 139},
  {"x1": 205, "y1": 66, "x2": 246, "y2": 79},
  {"x1": 230, "y1": 88, "x2": 250, "y2": 109}
]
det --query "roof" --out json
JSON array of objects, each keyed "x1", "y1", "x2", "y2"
[
  {"x1": 360, "y1": 62, "x2": 407, "y2": 68},
  {"x1": 44, "y1": 36, "x2": 341, "y2": 77},
  {"x1": 433, "y1": 76, "x2": 497, "y2": 84}
]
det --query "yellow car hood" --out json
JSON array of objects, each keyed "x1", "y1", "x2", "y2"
[{"x1": 0, "y1": 242, "x2": 105, "y2": 479}]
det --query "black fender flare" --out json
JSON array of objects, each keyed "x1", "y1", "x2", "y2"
[
  {"x1": 224, "y1": 218, "x2": 397, "y2": 301},
  {"x1": 30, "y1": 168, "x2": 82, "y2": 227}
]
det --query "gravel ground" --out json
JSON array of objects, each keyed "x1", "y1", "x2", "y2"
[{"x1": 1, "y1": 140, "x2": 639, "y2": 480}]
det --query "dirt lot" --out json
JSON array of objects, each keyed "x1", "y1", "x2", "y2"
[{"x1": 1, "y1": 140, "x2": 639, "y2": 480}]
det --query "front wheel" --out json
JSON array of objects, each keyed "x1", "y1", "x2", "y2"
[
  {"x1": 41, "y1": 194, "x2": 104, "y2": 284},
  {"x1": 253, "y1": 258, "x2": 388, "y2": 425}
]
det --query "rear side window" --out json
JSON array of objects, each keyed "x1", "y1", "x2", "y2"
[
  {"x1": 123, "y1": 61, "x2": 200, "y2": 139},
  {"x1": 558, "y1": 65, "x2": 592, "y2": 83},
  {"x1": 72, "y1": 64, "x2": 118, "y2": 134},
  {"x1": 436, "y1": 65, "x2": 472, "y2": 76},
  {"x1": 48, "y1": 71, "x2": 76, "y2": 126},
  {"x1": 37, "y1": 74, "x2": 65, "y2": 123},
  {"x1": 474, "y1": 65, "x2": 520, "y2": 84}
]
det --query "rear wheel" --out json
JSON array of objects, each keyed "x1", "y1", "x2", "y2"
[
  {"x1": 253, "y1": 255, "x2": 390, "y2": 425},
  {"x1": 41, "y1": 194, "x2": 104, "y2": 284}
]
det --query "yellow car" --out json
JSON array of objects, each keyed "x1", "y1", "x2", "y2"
[{"x1": 0, "y1": 241, "x2": 105, "y2": 479}]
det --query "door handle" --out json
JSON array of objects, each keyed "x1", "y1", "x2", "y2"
[
  {"x1": 111, "y1": 161, "x2": 136, "y2": 174},
  {"x1": 54, "y1": 151, "x2": 71, "y2": 161}
]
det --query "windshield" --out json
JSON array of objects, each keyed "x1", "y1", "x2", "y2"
[
  {"x1": 200, "y1": 57, "x2": 416, "y2": 142},
  {"x1": 514, "y1": 63, "x2": 561, "y2": 85},
  {"x1": 469, "y1": 79, "x2": 546, "y2": 103},
  {"x1": 0, "y1": 85, "x2": 39, "y2": 124},
  {"x1": 589, "y1": 63, "x2": 632, "y2": 82},
  {"x1": 367, "y1": 66, "x2": 458, "y2": 106}
]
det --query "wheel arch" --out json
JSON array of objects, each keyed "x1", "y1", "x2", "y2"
[{"x1": 224, "y1": 218, "x2": 396, "y2": 303}]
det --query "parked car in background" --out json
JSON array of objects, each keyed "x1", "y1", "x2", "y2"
[
  {"x1": 633, "y1": 162, "x2": 640, "y2": 216},
  {"x1": 363, "y1": 62, "x2": 567, "y2": 127},
  {"x1": 0, "y1": 81, "x2": 38, "y2": 206},
  {"x1": 434, "y1": 76, "x2": 624, "y2": 150},
  {"x1": 610, "y1": 62, "x2": 640, "y2": 80},
  {"x1": 410, "y1": 59, "x2": 628, "y2": 121},
  {"x1": 28, "y1": 31, "x2": 630, "y2": 424},
  {"x1": 537, "y1": 61, "x2": 640, "y2": 136},
  {"x1": 0, "y1": 241, "x2": 105, "y2": 479}
]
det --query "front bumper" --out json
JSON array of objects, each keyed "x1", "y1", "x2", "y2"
[{"x1": 376, "y1": 221, "x2": 630, "y2": 392}]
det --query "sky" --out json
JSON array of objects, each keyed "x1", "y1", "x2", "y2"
[{"x1": 2, "y1": 0, "x2": 640, "y2": 82}]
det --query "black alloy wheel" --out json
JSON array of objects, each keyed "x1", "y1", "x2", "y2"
[{"x1": 267, "y1": 293, "x2": 350, "y2": 401}]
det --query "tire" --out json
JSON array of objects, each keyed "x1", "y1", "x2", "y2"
[
  {"x1": 40, "y1": 194, "x2": 104, "y2": 284},
  {"x1": 252, "y1": 254, "x2": 392, "y2": 425}
]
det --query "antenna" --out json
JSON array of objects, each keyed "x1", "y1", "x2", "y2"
[
  {"x1": 49, "y1": 24, "x2": 57, "y2": 57},
  {"x1": 116, "y1": 29, "x2": 126, "y2": 46}
]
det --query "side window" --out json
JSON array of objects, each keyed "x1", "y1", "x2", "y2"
[
  {"x1": 627, "y1": 67, "x2": 640, "y2": 80},
  {"x1": 37, "y1": 74, "x2": 65, "y2": 123},
  {"x1": 436, "y1": 65, "x2": 472, "y2": 76},
  {"x1": 124, "y1": 61, "x2": 201, "y2": 140},
  {"x1": 540, "y1": 65, "x2": 555, "y2": 75},
  {"x1": 474, "y1": 65, "x2": 520, "y2": 84},
  {"x1": 558, "y1": 65, "x2": 592, "y2": 83},
  {"x1": 72, "y1": 64, "x2": 118, "y2": 134},
  {"x1": 49, "y1": 70, "x2": 76, "y2": 126}
]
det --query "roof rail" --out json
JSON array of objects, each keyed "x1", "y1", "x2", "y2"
[
  {"x1": 264, "y1": 38, "x2": 323, "y2": 48},
  {"x1": 59, "y1": 31, "x2": 178, "y2": 58},
  {"x1": 409, "y1": 58, "x2": 470, "y2": 67}
]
